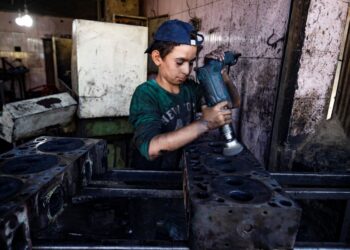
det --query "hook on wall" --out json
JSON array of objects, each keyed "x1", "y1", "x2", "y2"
[{"x1": 267, "y1": 29, "x2": 285, "y2": 49}]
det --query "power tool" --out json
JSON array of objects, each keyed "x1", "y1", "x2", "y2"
[{"x1": 197, "y1": 51, "x2": 244, "y2": 156}]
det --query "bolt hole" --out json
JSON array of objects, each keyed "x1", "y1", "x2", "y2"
[
  {"x1": 268, "y1": 202, "x2": 278, "y2": 207},
  {"x1": 279, "y1": 200, "x2": 292, "y2": 207},
  {"x1": 216, "y1": 198, "x2": 225, "y2": 203},
  {"x1": 274, "y1": 188, "x2": 282, "y2": 192},
  {"x1": 196, "y1": 192, "x2": 209, "y2": 199},
  {"x1": 48, "y1": 186, "x2": 64, "y2": 218},
  {"x1": 243, "y1": 224, "x2": 253, "y2": 233},
  {"x1": 228, "y1": 210, "x2": 233, "y2": 214},
  {"x1": 229, "y1": 190, "x2": 254, "y2": 202},
  {"x1": 214, "y1": 156, "x2": 231, "y2": 164},
  {"x1": 262, "y1": 211, "x2": 268, "y2": 215},
  {"x1": 196, "y1": 183, "x2": 207, "y2": 191},
  {"x1": 35, "y1": 138, "x2": 46, "y2": 142}
]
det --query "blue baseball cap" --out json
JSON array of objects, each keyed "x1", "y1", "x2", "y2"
[{"x1": 145, "y1": 19, "x2": 204, "y2": 53}]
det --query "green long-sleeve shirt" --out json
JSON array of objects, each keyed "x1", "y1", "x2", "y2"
[{"x1": 129, "y1": 78, "x2": 201, "y2": 169}]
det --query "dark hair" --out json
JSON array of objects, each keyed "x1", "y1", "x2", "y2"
[{"x1": 146, "y1": 41, "x2": 180, "y2": 58}]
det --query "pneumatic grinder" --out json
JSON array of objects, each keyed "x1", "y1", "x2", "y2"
[{"x1": 197, "y1": 51, "x2": 244, "y2": 156}]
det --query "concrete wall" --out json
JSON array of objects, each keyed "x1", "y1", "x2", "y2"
[
  {"x1": 142, "y1": 0, "x2": 292, "y2": 166},
  {"x1": 0, "y1": 11, "x2": 72, "y2": 91},
  {"x1": 288, "y1": 0, "x2": 348, "y2": 140}
]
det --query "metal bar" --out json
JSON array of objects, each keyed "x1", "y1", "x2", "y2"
[
  {"x1": 294, "y1": 241, "x2": 350, "y2": 249},
  {"x1": 285, "y1": 188, "x2": 350, "y2": 199},
  {"x1": 95, "y1": 170, "x2": 183, "y2": 183},
  {"x1": 33, "y1": 245, "x2": 189, "y2": 250},
  {"x1": 72, "y1": 187, "x2": 183, "y2": 203},
  {"x1": 114, "y1": 14, "x2": 148, "y2": 20},
  {"x1": 271, "y1": 172, "x2": 350, "y2": 187},
  {"x1": 88, "y1": 180, "x2": 181, "y2": 190},
  {"x1": 340, "y1": 200, "x2": 350, "y2": 242}
]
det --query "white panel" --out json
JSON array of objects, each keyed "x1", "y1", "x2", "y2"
[{"x1": 71, "y1": 19, "x2": 148, "y2": 118}]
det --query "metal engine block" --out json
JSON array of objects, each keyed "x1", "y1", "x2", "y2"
[
  {"x1": 183, "y1": 135, "x2": 302, "y2": 250},
  {"x1": 0, "y1": 136, "x2": 107, "y2": 249}
]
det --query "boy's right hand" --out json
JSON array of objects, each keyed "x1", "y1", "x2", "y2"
[{"x1": 201, "y1": 101, "x2": 232, "y2": 130}]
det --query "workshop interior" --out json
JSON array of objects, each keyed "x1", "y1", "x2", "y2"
[{"x1": 0, "y1": 0, "x2": 349, "y2": 249}]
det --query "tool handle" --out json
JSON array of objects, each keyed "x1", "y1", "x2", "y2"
[{"x1": 197, "y1": 60, "x2": 231, "y2": 107}]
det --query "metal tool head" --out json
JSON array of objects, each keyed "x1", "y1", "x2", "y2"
[{"x1": 223, "y1": 139, "x2": 244, "y2": 156}]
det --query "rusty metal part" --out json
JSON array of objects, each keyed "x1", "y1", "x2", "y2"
[
  {"x1": 97, "y1": 169, "x2": 183, "y2": 183},
  {"x1": 72, "y1": 187, "x2": 183, "y2": 202},
  {"x1": 271, "y1": 172, "x2": 350, "y2": 187},
  {"x1": 0, "y1": 205, "x2": 32, "y2": 250},
  {"x1": 32, "y1": 244, "x2": 189, "y2": 249},
  {"x1": 271, "y1": 171, "x2": 350, "y2": 244},
  {"x1": 183, "y1": 137, "x2": 302, "y2": 250},
  {"x1": 284, "y1": 188, "x2": 350, "y2": 199},
  {"x1": 0, "y1": 136, "x2": 108, "y2": 250},
  {"x1": 294, "y1": 242, "x2": 350, "y2": 250}
]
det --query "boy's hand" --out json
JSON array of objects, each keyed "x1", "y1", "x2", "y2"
[
  {"x1": 201, "y1": 101, "x2": 232, "y2": 130},
  {"x1": 204, "y1": 47, "x2": 226, "y2": 62}
]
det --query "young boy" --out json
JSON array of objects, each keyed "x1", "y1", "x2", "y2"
[{"x1": 129, "y1": 19, "x2": 238, "y2": 170}]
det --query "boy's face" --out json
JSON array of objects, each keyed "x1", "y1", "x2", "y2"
[{"x1": 156, "y1": 45, "x2": 197, "y2": 86}]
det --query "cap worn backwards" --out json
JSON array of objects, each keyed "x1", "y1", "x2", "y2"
[{"x1": 145, "y1": 19, "x2": 204, "y2": 53}]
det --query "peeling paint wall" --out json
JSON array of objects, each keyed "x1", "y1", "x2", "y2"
[
  {"x1": 142, "y1": 0, "x2": 291, "y2": 166},
  {"x1": 288, "y1": 0, "x2": 348, "y2": 141},
  {"x1": 0, "y1": 11, "x2": 72, "y2": 91}
]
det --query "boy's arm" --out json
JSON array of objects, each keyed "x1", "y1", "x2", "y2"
[
  {"x1": 222, "y1": 69, "x2": 240, "y2": 108},
  {"x1": 148, "y1": 101, "x2": 231, "y2": 160}
]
